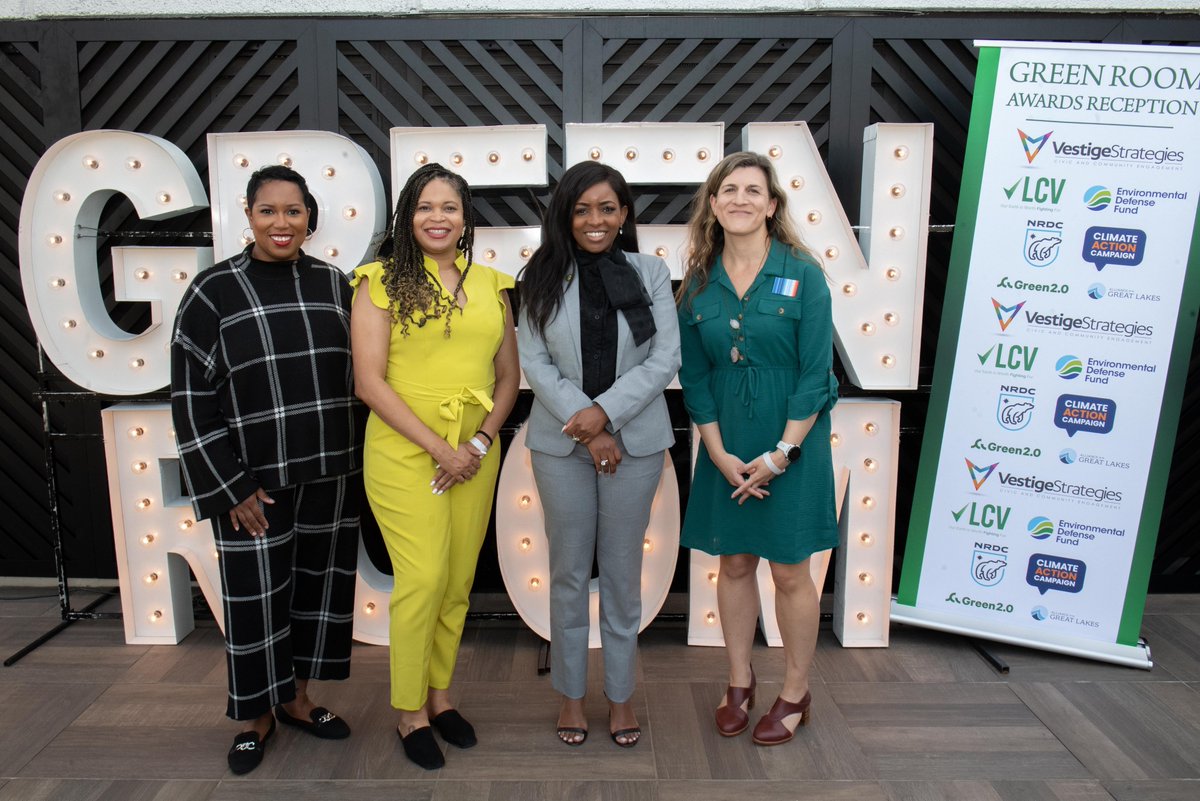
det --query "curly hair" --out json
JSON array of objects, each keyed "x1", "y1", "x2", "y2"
[
  {"x1": 519, "y1": 161, "x2": 639, "y2": 338},
  {"x1": 375, "y1": 163, "x2": 476, "y2": 337},
  {"x1": 675, "y1": 151, "x2": 814, "y2": 310}
]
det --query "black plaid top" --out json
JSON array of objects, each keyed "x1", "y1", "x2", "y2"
[{"x1": 171, "y1": 247, "x2": 364, "y2": 520}]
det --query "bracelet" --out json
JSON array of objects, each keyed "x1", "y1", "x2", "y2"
[
  {"x1": 468, "y1": 436, "x2": 489, "y2": 456},
  {"x1": 474, "y1": 429, "x2": 493, "y2": 446},
  {"x1": 760, "y1": 451, "x2": 785, "y2": 476}
]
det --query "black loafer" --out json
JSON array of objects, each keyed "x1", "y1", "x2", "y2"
[
  {"x1": 431, "y1": 709, "x2": 477, "y2": 749},
  {"x1": 274, "y1": 704, "x2": 351, "y2": 740},
  {"x1": 399, "y1": 725, "x2": 445, "y2": 770},
  {"x1": 227, "y1": 716, "x2": 275, "y2": 775}
]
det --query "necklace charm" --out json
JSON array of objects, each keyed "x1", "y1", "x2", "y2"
[{"x1": 730, "y1": 346, "x2": 740, "y2": 363}]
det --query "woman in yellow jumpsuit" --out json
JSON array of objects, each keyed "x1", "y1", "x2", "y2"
[{"x1": 350, "y1": 163, "x2": 519, "y2": 770}]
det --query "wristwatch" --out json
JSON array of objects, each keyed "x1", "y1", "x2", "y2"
[{"x1": 776, "y1": 440, "x2": 802, "y2": 464}]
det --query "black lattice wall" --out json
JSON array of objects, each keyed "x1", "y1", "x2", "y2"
[{"x1": 1, "y1": 14, "x2": 1198, "y2": 591}]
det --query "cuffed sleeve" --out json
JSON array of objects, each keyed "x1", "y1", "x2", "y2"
[{"x1": 786, "y1": 262, "x2": 838, "y2": 420}]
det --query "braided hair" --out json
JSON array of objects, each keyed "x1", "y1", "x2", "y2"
[{"x1": 376, "y1": 163, "x2": 476, "y2": 337}]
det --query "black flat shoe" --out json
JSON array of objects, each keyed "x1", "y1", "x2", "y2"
[
  {"x1": 227, "y1": 716, "x2": 275, "y2": 775},
  {"x1": 399, "y1": 725, "x2": 445, "y2": 770},
  {"x1": 431, "y1": 708, "x2": 477, "y2": 749},
  {"x1": 274, "y1": 704, "x2": 351, "y2": 740}
]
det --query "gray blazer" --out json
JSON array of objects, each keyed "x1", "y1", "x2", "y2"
[{"x1": 518, "y1": 251, "x2": 681, "y2": 458}]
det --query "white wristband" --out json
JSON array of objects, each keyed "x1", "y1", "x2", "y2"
[
  {"x1": 468, "y1": 436, "x2": 489, "y2": 456},
  {"x1": 761, "y1": 451, "x2": 785, "y2": 475}
]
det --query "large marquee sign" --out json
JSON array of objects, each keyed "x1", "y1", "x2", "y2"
[
  {"x1": 896, "y1": 41, "x2": 1200, "y2": 668},
  {"x1": 20, "y1": 122, "x2": 933, "y2": 649}
]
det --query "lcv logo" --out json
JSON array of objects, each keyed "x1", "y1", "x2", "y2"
[
  {"x1": 1003, "y1": 176, "x2": 1066, "y2": 205},
  {"x1": 951, "y1": 501, "x2": 1011, "y2": 532},
  {"x1": 978, "y1": 343, "x2": 1038, "y2": 372}
]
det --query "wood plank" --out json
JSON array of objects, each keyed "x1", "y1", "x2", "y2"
[{"x1": 0, "y1": 778, "x2": 217, "y2": 801}]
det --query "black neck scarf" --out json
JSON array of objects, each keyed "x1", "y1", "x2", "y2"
[{"x1": 573, "y1": 246, "x2": 657, "y2": 346}]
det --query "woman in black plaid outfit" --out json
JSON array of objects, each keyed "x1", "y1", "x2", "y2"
[{"x1": 171, "y1": 165, "x2": 364, "y2": 775}]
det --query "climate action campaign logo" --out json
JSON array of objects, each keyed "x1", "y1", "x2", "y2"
[
  {"x1": 1054, "y1": 394, "x2": 1116, "y2": 438},
  {"x1": 1083, "y1": 226, "x2": 1145, "y2": 271},
  {"x1": 1026, "y1": 553, "x2": 1086, "y2": 595}
]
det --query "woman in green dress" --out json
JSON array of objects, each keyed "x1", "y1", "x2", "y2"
[{"x1": 676, "y1": 152, "x2": 837, "y2": 746}]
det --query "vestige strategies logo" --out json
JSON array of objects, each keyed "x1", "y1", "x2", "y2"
[
  {"x1": 992, "y1": 297, "x2": 1026, "y2": 331},
  {"x1": 995, "y1": 469, "x2": 1123, "y2": 504},
  {"x1": 1018, "y1": 128, "x2": 1053, "y2": 163},
  {"x1": 966, "y1": 458, "x2": 999, "y2": 490}
]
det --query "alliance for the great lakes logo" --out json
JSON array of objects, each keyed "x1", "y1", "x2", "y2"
[
  {"x1": 965, "y1": 458, "x2": 998, "y2": 490},
  {"x1": 1018, "y1": 128, "x2": 1052, "y2": 164},
  {"x1": 972, "y1": 542, "x2": 1008, "y2": 587},
  {"x1": 996, "y1": 385, "x2": 1035, "y2": 431},
  {"x1": 992, "y1": 297, "x2": 1026, "y2": 332}
]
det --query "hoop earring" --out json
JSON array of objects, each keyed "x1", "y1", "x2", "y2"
[{"x1": 242, "y1": 227, "x2": 253, "y2": 241}]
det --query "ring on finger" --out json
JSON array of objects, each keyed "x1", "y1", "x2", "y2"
[{"x1": 600, "y1": 459, "x2": 609, "y2": 467}]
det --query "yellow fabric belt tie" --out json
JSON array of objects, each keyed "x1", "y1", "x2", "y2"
[{"x1": 438, "y1": 387, "x2": 494, "y2": 448}]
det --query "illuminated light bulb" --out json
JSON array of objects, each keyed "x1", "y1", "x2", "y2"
[
  {"x1": 131, "y1": 461, "x2": 148, "y2": 473},
  {"x1": 889, "y1": 183, "x2": 906, "y2": 198},
  {"x1": 46, "y1": 234, "x2": 63, "y2": 246},
  {"x1": 342, "y1": 206, "x2": 358, "y2": 220},
  {"x1": 83, "y1": 156, "x2": 99, "y2": 169},
  {"x1": 149, "y1": 610, "x2": 163, "y2": 622},
  {"x1": 128, "y1": 426, "x2": 145, "y2": 438},
  {"x1": 588, "y1": 147, "x2": 602, "y2": 161},
  {"x1": 415, "y1": 151, "x2": 428, "y2": 165},
  {"x1": 893, "y1": 145, "x2": 909, "y2": 160},
  {"x1": 856, "y1": 611, "x2": 870, "y2": 624},
  {"x1": 519, "y1": 247, "x2": 532, "y2": 259},
  {"x1": 624, "y1": 147, "x2": 638, "y2": 161},
  {"x1": 234, "y1": 154, "x2": 249, "y2": 168},
  {"x1": 141, "y1": 533, "x2": 156, "y2": 545},
  {"x1": 144, "y1": 572, "x2": 158, "y2": 584},
  {"x1": 450, "y1": 152, "x2": 464, "y2": 166},
  {"x1": 49, "y1": 277, "x2": 67, "y2": 288},
  {"x1": 662, "y1": 149, "x2": 675, "y2": 161},
  {"x1": 135, "y1": 269, "x2": 150, "y2": 280},
  {"x1": 707, "y1": 571, "x2": 718, "y2": 584},
  {"x1": 654, "y1": 247, "x2": 667, "y2": 258},
  {"x1": 859, "y1": 532, "x2": 873, "y2": 546},
  {"x1": 61, "y1": 319, "x2": 77, "y2": 330},
  {"x1": 54, "y1": 191, "x2": 71, "y2": 202},
  {"x1": 858, "y1": 571, "x2": 873, "y2": 585},
  {"x1": 157, "y1": 192, "x2": 171, "y2": 204},
  {"x1": 528, "y1": 577, "x2": 541, "y2": 590},
  {"x1": 130, "y1": 357, "x2": 145, "y2": 369},
  {"x1": 860, "y1": 322, "x2": 875, "y2": 336},
  {"x1": 864, "y1": 458, "x2": 878, "y2": 472},
  {"x1": 705, "y1": 611, "x2": 717, "y2": 625},
  {"x1": 126, "y1": 158, "x2": 141, "y2": 170},
  {"x1": 324, "y1": 247, "x2": 339, "y2": 258},
  {"x1": 825, "y1": 247, "x2": 839, "y2": 260},
  {"x1": 881, "y1": 354, "x2": 896, "y2": 368},
  {"x1": 518, "y1": 495, "x2": 532, "y2": 509},
  {"x1": 179, "y1": 518, "x2": 194, "y2": 531},
  {"x1": 697, "y1": 148, "x2": 710, "y2": 161},
  {"x1": 278, "y1": 153, "x2": 293, "y2": 167},
  {"x1": 889, "y1": 226, "x2": 904, "y2": 240},
  {"x1": 135, "y1": 498, "x2": 152, "y2": 510},
  {"x1": 519, "y1": 537, "x2": 532, "y2": 551},
  {"x1": 885, "y1": 267, "x2": 900, "y2": 281},
  {"x1": 522, "y1": 148, "x2": 535, "y2": 162},
  {"x1": 487, "y1": 151, "x2": 500, "y2": 164},
  {"x1": 830, "y1": 432, "x2": 841, "y2": 447},
  {"x1": 322, "y1": 165, "x2": 336, "y2": 178},
  {"x1": 767, "y1": 145, "x2": 782, "y2": 159},
  {"x1": 864, "y1": 422, "x2": 878, "y2": 436},
  {"x1": 790, "y1": 176, "x2": 804, "y2": 190},
  {"x1": 883, "y1": 312, "x2": 899, "y2": 326},
  {"x1": 642, "y1": 538, "x2": 652, "y2": 552},
  {"x1": 364, "y1": 602, "x2": 376, "y2": 614},
  {"x1": 89, "y1": 349, "x2": 105, "y2": 360},
  {"x1": 484, "y1": 249, "x2": 497, "y2": 261},
  {"x1": 171, "y1": 270, "x2": 189, "y2": 282},
  {"x1": 862, "y1": 495, "x2": 876, "y2": 509},
  {"x1": 841, "y1": 283, "x2": 856, "y2": 297},
  {"x1": 806, "y1": 211, "x2": 821, "y2": 224}
]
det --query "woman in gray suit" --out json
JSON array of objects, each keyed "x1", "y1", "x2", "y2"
[{"x1": 518, "y1": 162, "x2": 680, "y2": 748}]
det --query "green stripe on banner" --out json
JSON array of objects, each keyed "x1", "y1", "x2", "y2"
[
  {"x1": 897, "y1": 46, "x2": 1000, "y2": 607},
  {"x1": 1119, "y1": 200, "x2": 1200, "y2": 646}
]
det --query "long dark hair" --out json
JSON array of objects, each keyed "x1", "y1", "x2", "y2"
[
  {"x1": 375, "y1": 163, "x2": 476, "y2": 337},
  {"x1": 246, "y1": 164, "x2": 319, "y2": 235},
  {"x1": 519, "y1": 161, "x2": 639, "y2": 337}
]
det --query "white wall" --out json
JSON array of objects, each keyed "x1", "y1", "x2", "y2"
[{"x1": 1, "y1": 1, "x2": 1196, "y2": 20}]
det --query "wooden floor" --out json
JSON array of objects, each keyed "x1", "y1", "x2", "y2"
[{"x1": 2, "y1": 590, "x2": 1199, "y2": 801}]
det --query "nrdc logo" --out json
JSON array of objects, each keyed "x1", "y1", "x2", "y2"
[
  {"x1": 1056, "y1": 355, "x2": 1083, "y2": 379},
  {"x1": 1084, "y1": 185, "x2": 1112, "y2": 211},
  {"x1": 966, "y1": 458, "x2": 999, "y2": 490},
  {"x1": 1028, "y1": 516, "x2": 1054, "y2": 540},
  {"x1": 1018, "y1": 128, "x2": 1052, "y2": 164}
]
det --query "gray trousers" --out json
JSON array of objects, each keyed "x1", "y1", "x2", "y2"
[{"x1": 531, "y1": 441, "x2": 664, "y2": 702}]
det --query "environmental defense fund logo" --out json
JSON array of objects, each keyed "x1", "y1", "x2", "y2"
[
  {"x1": 997, "y1": 390, "x2": 1035, "y2": 431},
  {"x1": 992, "y1": 298, "x2": 1026, "y2": 331},
  {"x1": 972, "y1": 543, "x2": 1008, "y2": 587},
  {"x1": 1056, "y1": 355, "x2": 1083, "y2": 379},
  {"x1": 1084, "y1": 185, "x2": 1112, "y2": 211},
  {"x1": 966, "y1": 458, "x2": 999, "y2": 490},
  {"x1": 1018, "y1": 128, "x2": 1052, "y2": 164},
  {"x1": 1028, "y1": 516, "x2": 1054, "y2": 540},
  {"x1": 1025, "y1": 225, "x2": 1062, "y2": 268}
]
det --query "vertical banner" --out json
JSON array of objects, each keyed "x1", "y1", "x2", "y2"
[{"x1": 895, "y1": 41, "x2": 1200, "y2": 668}]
